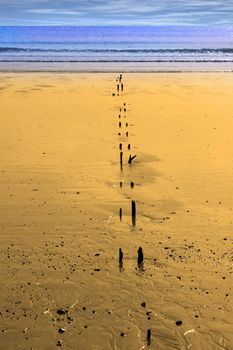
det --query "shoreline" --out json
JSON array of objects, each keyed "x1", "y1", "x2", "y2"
[{"x1": 1, "y1": 61, "x2": 233, "y2": 72}]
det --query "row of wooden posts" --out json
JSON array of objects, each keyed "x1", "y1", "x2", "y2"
[
  {"x1": 114, "y1": 74, "x2": 151, "y2": 346},
  {"x1": 116, "y1": 74, "x2": 137, "y2": 227}
]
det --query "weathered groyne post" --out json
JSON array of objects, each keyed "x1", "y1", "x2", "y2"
[
  {"x1": 132, "y1": 200, "x2": 136, "y2": 225},
  {"x1": 137, "y1": 247, "x2": 143, "y2": 265}
]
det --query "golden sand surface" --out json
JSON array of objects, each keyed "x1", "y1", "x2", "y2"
[{"x1": 0, "y1": 72, "x2": 233, "y2": 349}]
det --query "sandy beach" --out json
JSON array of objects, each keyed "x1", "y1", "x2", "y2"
[{"x1": 0, "y1": 72, "x2": 232, "y2": 349}]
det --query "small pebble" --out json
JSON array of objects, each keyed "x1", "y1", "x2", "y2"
[
  {"x1": 176, "y1": 320, "x2": 183, "y2": 326},
  {"x1": 58, "y1": 328, "x2": 65, "y2": 334},
  {"x1": 57, "y1": 340, "x2": 63, "y2": 347},
  {"x1": 56, "y1": 309, "x2": 67, "y2": 315}
]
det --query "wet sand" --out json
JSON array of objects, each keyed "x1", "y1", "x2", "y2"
[{"x1": 0, "y1": 72, "x2": 232, "y2": 349}]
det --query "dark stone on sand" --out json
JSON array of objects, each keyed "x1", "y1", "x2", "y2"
[
  {"x1": 176, "y1": 320, "x2": 183, "y2": 326},
  {"x1": 56, "y1": 309, "x2": 67, "y2": 315},
  {"x1": 58, "y1": 327, "x2": 65, "y2": 333},
  {"x1": 120, "y1": 332, "x2": 125, "y2": 337},
  {"x1": 57, "y1": 340, "x2": 63, "y2": 346},
  {"x1": 141, "y1": 302, "x2": 146, "y2": 308}
]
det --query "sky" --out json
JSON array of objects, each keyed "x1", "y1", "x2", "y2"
[{"x1": 0, "y1": 0, "x2": 233, "y2": 26}]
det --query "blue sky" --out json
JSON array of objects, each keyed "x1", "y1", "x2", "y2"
[{"x1": 0, "y1": 0, "x2": 233, "y2": 25}]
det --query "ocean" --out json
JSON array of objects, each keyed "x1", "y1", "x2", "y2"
[{"x1": 1, "y1": 26, "x2": 233, "y2": 71}]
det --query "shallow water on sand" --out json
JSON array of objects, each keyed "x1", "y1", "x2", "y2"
[{"x1": 0, "y1": 73, "x2": 232, "y2": 349}]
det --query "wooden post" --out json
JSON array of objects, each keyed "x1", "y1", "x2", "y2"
[
  {"x1": 128, "y1": 154, "x2": 137, "y2": 164},
  {"x1": 132, "y1": 200, "x2": 136, "y2": 225},
  {"x1": 147, "y1": 329, "x2": 152, "y2": 345},
  {"x1": 119, "y1": 208, "x2": 122, "y2": 221},
  {"x1": 119, "y1": 248, "x2": 123, "y2": 263},
  {"x1": 120, "y1": 151, "x2": 123, "y2": 169},
  {"x1": 137, "y1": 247, "x2": 143, "y2": 264}
]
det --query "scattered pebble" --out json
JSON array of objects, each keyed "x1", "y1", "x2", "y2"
[
  {"x1": 58, "y1": 328, "x2": 65, "y2": 334},
  {"x1": 56, "y1": 309, "x2": 67, "y2": 315},
  {"x1": 56, "y1": 340, "x2": 63, "y2": 347}
]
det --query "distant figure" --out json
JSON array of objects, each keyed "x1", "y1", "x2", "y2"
[
  {"x1": 121, "y1": 83, "x2": 124, "y2": 92},
  {"x1": 119, "y1": 74, "x2": 122, "y2": 82},
  {"x1": 117, "y1": 84, "x2": 119, "y2": 92},
  {"x1": 137, "y1": 247, "x2": 144, "y2": 266},
  {"x1": 120, "y1": 181, "x2": 123, "y2": 188},
  {"x1": 128, "y1": 144, "x2": 131, "y2": 150},
  {"x1": 130, "y1": 181, "x2": 134, "y2": 188}
]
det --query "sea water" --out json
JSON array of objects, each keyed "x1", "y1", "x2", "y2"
[{"x1": 1, "y1": 26, "x2": 233, "y2": 71}]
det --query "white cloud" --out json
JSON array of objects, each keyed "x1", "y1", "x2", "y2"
[
  {"x1": 1, "y1": 0, "x2": 233, "y2": 25},
  {"x1": 26, "y1": 8, "x2": 82, "y2": 15}
]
